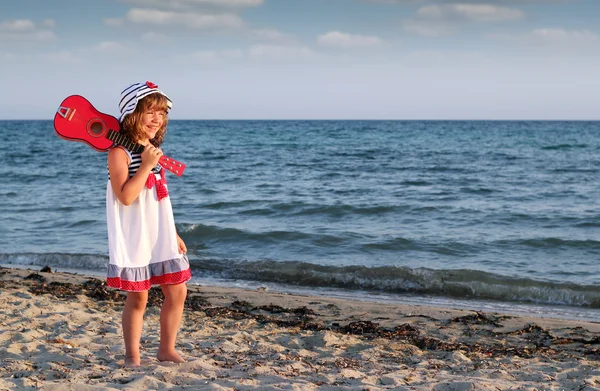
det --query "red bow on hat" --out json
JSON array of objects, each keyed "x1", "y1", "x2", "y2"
[{"x1": 146, "y1": 81, "x2": 158, "y2": 89}]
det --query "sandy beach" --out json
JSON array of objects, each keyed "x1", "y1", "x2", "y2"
[{"x1": 1, "y1": 266, "x2": 599, "y2": 391}]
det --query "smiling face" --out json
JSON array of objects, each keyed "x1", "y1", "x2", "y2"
[
  {"x1": 121, "y1": 93, "x2": 170, "y2": 146},
  {"x1": 140, "y1": 106, "x2": 167, "y2": 142}
]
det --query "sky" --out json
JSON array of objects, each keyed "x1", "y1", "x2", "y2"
[{"x1": 0, "y1": 0, "x2": 599, "y2": 120}]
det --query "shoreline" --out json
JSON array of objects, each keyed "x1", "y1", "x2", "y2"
[
  {"x1": 5, "y1": 261, "x2": 600, "y2": 324},
  {"x1": 1, "y1": 266, "x2": 599, "y2": 390},
  {"x1": 4, "y1": 262, "x2": 600, "y2": 324}
]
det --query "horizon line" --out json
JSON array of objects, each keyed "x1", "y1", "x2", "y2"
[{"x1": 1, "y1": 118, "x2": 599, "y2": 122}]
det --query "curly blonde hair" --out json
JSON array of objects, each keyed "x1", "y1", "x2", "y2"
[{"x1": 120, "y1": 93, "x2": 170, "y2": 147}]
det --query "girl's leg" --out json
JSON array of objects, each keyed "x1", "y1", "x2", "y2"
[
  {"x1": 122, "y1": 290, "x2": 149, "y2": 367},
  {"x1": 157, "y1": 282, "x2": 187, "y2": 363}
]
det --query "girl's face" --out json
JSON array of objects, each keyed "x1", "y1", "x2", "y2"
[{"x1": 140, "y1": 106, "x2": 166, "y2": 141}]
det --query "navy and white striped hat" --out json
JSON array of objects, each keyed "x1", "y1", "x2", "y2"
[{"x1": 118, "y1": 81, "x2": 172, "y2": 123}]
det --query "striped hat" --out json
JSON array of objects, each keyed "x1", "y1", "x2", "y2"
[{"x1": 118, "y1": 81, "x2": 172, "y2": 123}]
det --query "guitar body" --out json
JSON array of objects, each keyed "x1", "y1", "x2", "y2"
[
  {"x1": 54, "y1": 95, "x2": 118, "y2": 152},
  {"x1": 54, "y1": 95, "x2": 186, "y2": 176}
]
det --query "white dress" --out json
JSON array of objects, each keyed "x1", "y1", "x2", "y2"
[{"x1": 106, "y1": 146, "x2": 191, "y2": 291}]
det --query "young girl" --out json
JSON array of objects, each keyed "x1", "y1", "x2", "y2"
[{"x1": 106, "y1": 81, "x2": 191, "y2": 367}]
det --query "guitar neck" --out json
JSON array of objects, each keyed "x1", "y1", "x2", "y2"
[
  {"x1": 106, "y1": 129, "x2": 186, "y2": 176},
  {"x1": 107, "y1": 129, "x2": 144, "y2": 153}
]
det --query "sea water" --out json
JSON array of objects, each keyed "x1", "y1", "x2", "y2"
[{"x1": 2, "y1": 120, "x2": 600, "y2": 320}]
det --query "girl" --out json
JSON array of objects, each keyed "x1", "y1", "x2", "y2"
[{"x1": 106, "y1": 81, "x2": 191, "y2": 367}]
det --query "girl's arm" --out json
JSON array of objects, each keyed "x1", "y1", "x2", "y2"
[{"x1": 108, "y1": 145, "x2": 163, "y2": 206}]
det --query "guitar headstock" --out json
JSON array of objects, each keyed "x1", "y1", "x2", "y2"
[{"x1": 160, "y1": 156, "x2": 186, "y2": 176}]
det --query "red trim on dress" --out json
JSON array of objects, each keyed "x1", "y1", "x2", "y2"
[{"x1": 107, "y1": 268, "x2": 192, "y2": 291}]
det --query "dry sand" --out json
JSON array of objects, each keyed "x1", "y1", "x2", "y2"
[{"x1": 1, "y1": 266, "x2": 599, "y2": 391}]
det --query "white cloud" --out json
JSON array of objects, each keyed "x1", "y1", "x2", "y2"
[
  {"x1": 124, "y1": 8, "x2": 244, "y2": 29},
  {"x1": 365, "y1": 0, "x2": 565, "y2": 3},
  {"x1": 42, "y1": 19, "x2": 56, "y2": 28},
  {"x1": 0, "y1": 19, "x2": 36, "y2": 32},
  {"x1": 97, "y1": 41, "x2": 129, "y2": 52},
  {"x1": 453, "y1": 0, "x2": 567, "y2": 3},
  {"x1": 363, "y1": 0, "x2": 422, "y2": 3},
  {"x1": 403, "y1": 4, "x2": 524, "y2": 36},
  {"x1": 403, "y1": 49, "x2": 490, "y2": 66},
  {"x1": 317, "y1": 31, "x2": 383, "y2": 48},
  {"x1": 120, "y1": 0, "x2": 263, "y2": 9},
  {"x1": 175, "y1": 44, "x2": 314, "y2": 65},
  {"x1": 488, "y1": 28, "x2": 600, "y2": 48},
  {"x1": 531, "y1": 28, "x2": 598, "y2": 43},
  {"x1": 416, "y1": 4, "x2": 524, "y2": 22},
  {"x1": 402, "y1": 20, "x2": 457, "y2": 37},
  {"x1": 0, "y1": 19, "x2": 56, "y2": 42}
]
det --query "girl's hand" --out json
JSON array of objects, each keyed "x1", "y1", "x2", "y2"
[
  {"x1": 141, "y1": 144, "x2": 163, "y2": 169},
  {"x1": 177, "y1": 234, "x2": 187, "y2": 254}
]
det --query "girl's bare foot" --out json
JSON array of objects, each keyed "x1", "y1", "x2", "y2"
[
  {"x1": 125, "y1": 356, "x2": 141, "y2": 367},
  {"x1": 157, "y1": 350, "x2": 185, "y2": 363}
]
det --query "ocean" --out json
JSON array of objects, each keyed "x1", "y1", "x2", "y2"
[{"x1": 2, "y1": 119, "x2": 600, "y2": 321}]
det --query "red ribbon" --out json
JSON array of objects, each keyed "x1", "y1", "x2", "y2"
[{"x1": 145, "y1": 169, "x2": 169, "y2": 201}]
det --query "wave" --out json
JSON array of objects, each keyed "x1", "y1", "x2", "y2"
[
  {"x1": 0, "y1": 253, "x2": 108, "y2": 272},
  {"x1": 496, "y1": 237, "x2": 600, "y2": 250},
  {"x1": 179, "y1": 224, "x2": 600, "y2": 255},
  {"x1": 2, "y1": 252, "x2": 600, "y2": 309},
  {"x1": 180, "y1": 224, "x2": 483, "y2": 256},
  {"x1": 541, "y1": 144, "x2": 588, "y2": 150},
  {"x1": 188, "y1": 258, "x2": 600, "y2": 309}
]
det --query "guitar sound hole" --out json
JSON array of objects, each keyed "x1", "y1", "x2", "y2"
[
  {"x1": 89, "y1": 121, "x2": 104, "y2": 135},
  {"x1": 86, "y1": 117, "x2": 106, "y2": 138}
]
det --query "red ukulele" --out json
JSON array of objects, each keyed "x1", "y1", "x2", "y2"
[{"x1": 54, "y1": 95, "x2": 186, "y2": 176}]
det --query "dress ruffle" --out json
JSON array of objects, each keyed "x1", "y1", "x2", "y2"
[{"x1": 107, "y1": 255, "x2": 191, "y2": 292}]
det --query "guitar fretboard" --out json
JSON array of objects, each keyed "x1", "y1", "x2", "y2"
[
  {"x1": 105, "y1": 129, "x2": 186, "y2": 176},
  {"x1": 107, "y1": 130, "x2": 144, "y2": 153}
]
